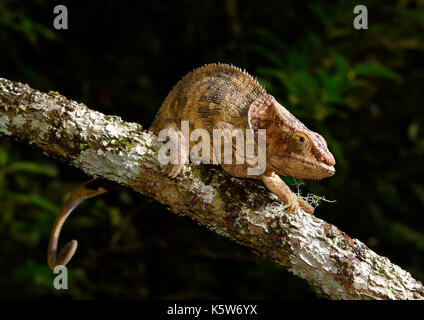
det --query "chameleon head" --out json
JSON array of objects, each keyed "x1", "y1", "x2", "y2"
[{"x1": 248, "y1": 94, "x2": 336, "y2": 180}]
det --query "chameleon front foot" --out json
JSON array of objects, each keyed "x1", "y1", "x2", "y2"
[
  {"x1": 157, "y1": 121, "x2": 188, "y2": 179},
  {"x1": 285, "y1": 195, "x2": 300, "y2": 214},
  {"x1": 261, "y1": 172, "x2": 314, "y2": 214},
  {"x1": 166, "y1": 163, "x2": 184, "y2": 178}
]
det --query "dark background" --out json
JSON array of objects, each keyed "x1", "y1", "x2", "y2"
[{"x1": 0, "y1": 0, "x2": 423, "y2": 299}]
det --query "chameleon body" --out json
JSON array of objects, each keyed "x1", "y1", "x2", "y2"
[
  {"x1": 150, "y1": 63, "x2": 335, "y2": 213},
  {"x1": 47, "y1": 63, "x2": 335, "y2": 269}
]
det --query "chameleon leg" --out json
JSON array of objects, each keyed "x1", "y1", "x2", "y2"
[
  {"x1": 213, "y1": 121, "x2": 246, "y2": 167},
  {"x1": 158, "y1": 121, "x2": 189, "y2": 178},
  {"x1": 262, "y1": 172, "x2": 314, "y2": 214}
]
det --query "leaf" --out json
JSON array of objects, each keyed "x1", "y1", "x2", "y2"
[
  {"x1": 309, "y1": 3, "x2": 332, "y2": 31},
  {"x1": 353, "y1": 63, "x2": 402, "y2": 82},
  {"x1": 257, "y1": 68, "x2": 301, "y2": 96},
  {"x1": 294, "y1": 71, "x2": 319, "y2": 94},
  {"x1": 328, "y1": 28, "x2": 350, "y2": 39},
  {"x1": 254, "y1": 28, "x2": 286, "y2": 50},
  {"x1": 410, "y1": 183, "x2": 424, "y2": 203},
  {"x1": 5, "y1": 161, "x2": 57, "y2": 177},
  {"x1": 330, "y1": 51, "x2": 350, "y2": 73},
  {"x1": 6, "y1": 192, "x2": 59, "y2": 213},
  {"x1": 302, "y1": 32, "x2": 322, "y2": 51},
  {"x1": 251, "y1": 45, "x2": 285, "y2": 68},
  {"x1": 285, "y1": 49, "x2": 308, "y2": 70},
  {"x1": 0, "y1": 145, "x2": 8, "y2": 167}
]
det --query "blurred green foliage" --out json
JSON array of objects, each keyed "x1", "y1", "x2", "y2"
[{"x1": 0, "y1": 0, "x2": 423, "y2": 299}]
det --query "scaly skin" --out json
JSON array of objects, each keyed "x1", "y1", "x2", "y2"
[{"x1": 150, "y1": 63, "x2": 336, "y2": 214}]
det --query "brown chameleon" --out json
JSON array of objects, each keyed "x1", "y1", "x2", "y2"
[
  {"x1": 47, "y1": 63, "x2": 335, "y2": 269},
  {"x1": 150, "y1": 63, "x2": 335, "y2": 212}
]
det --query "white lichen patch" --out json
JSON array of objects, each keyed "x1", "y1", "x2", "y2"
[
  {"x1": 140, "y1": 131, "x2": 157, "y2": 147},
  {"x1": 213, "y1": 226, "x2": 231, "y2": 238},
  {"x1": 10, "y1": 114, "x2": 26, "y2": 128},
  {"x1": 351, "y1": 263, "x2": 370, "y2": 291},
  {"x1": 298, "y1": 238, "x2": 333, "y2": 271},
  {"x1": 0, "y1": 81, "x2": 8, "y2": 94},
  {"x1": 134, "y1": 143, "x2": 156, "y2": 164},
  {"x1": 0, "y1": 114, "x2": 11, "y2": 135},
  {"x1": 105, "y1": 123, "x2": 125, "y2": 138},
  {"x1": 189, "y1": 179, "x2": 217, "y2": 204},
  {"x1": 288, "y1": 213, "x2": 337, "y2": 273},
  {"x1": 74, "y1": 147, "x2": 139, "y2": 185},
  {"x1": 73, "y1": 149, "x2": 108, "y2": 176},
  {"x1": 73, "y1": 129, "x2": 153, "y2": 186},
  {"x1": 245, "y1": 209, "x2": 269, "y2": 233},
  {"x1": 240, "y1": 200, "x2": 285, "y2": 233},
  {"x1": 71, "y1": 101, "x2": 87, "y2": 117},
  {"x1": 127, "y1": 121, "x2": 143, "y2": 131},
  {"x1": 30, "y1": 119, "x2": 51, "y2": 139},
  {"x1": 261, "y1": 201, "x2": 285, "y2": 219}
]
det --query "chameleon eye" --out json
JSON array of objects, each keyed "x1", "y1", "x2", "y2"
[{"x1": 288, "y1": 132, "x2": 311, "y2": 154}]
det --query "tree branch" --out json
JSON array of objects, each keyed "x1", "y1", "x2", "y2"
[{"x1": 1, "y1": 77, "x2": 423, "y2": 300}]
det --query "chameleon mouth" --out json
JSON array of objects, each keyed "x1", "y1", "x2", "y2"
[
  {"x1": 321, "y1": 163, "x2": 336, "y2": 176},
  {"x1": 298, "y1": 160, "x2": 335, "y2": 178},
  {"x1": 271, "y1": 153, "x2": 336, "y2": 178}
]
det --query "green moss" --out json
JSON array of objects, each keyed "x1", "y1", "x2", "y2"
[{"x1": 104, "y1": 135, "x2": 138, "y2": 154}]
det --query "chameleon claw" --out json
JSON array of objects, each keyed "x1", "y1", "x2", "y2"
[
  {"x1": 298, "y1": 197, "x2": 314, "y2": 214},
  {"x1": 285, "y1": 195, "x2": 300, "y2": 214},
  {"x1": 285, "y1": 196, "x2": 314, "y2": 214}
]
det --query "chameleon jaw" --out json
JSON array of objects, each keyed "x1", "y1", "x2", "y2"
[{"x1": 269, "y1": 153, "x2": 336, "y2": 180}]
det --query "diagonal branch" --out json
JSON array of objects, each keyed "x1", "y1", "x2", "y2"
[{"x1": 0, "y1": 77, "x2": 423, "y2": 300}]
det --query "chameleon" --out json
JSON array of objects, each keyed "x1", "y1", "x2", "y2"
[
  {"x1": 150, "y1": 63, "x2": 335, "y2": 212},
  {"x1": 47, "y1": 63, "x2": 335, "y2": 269}
]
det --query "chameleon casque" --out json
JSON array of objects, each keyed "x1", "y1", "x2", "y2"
[{"x1": 47, "y1": 63, "x2": 335, "y2": 269}]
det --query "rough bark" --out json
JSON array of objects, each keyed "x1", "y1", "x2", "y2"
[{"x1": 0, "y1": 77, "x2": 423, "y2": 300}]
